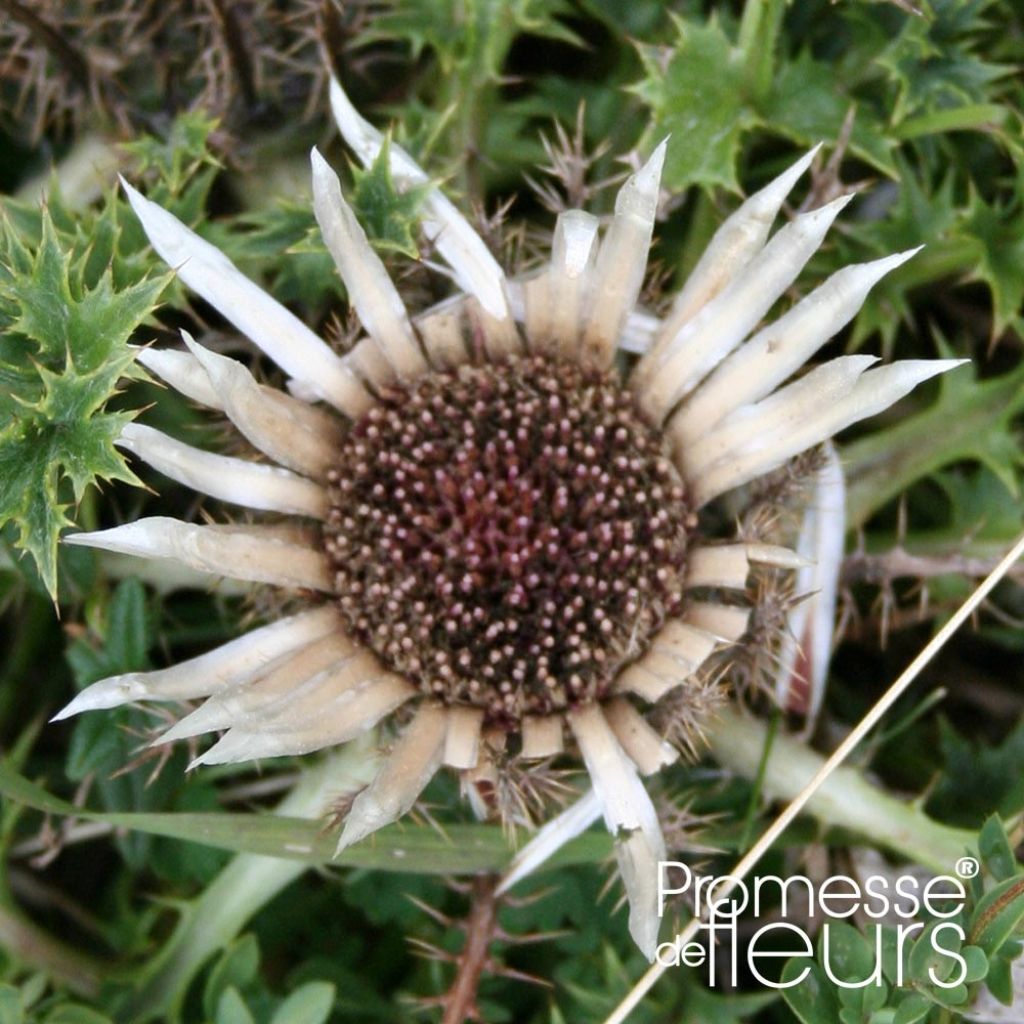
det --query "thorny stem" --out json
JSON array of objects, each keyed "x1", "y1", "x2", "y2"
[
  {"x1": 433, "y1": 0, "x2": 521, "y2": 206},
  {"x1": 441, "y1": 875, "x2": 501, "y2": 1024},
  {"x1": 707, "y1": 706, "x2": 977, "y2": 874},
  {"x1": 843, "y1": 546, "x2": 1024, "y2": 586},
  {"x1": 122, "y1": 738, "x2": 381, "y2": 1023}
]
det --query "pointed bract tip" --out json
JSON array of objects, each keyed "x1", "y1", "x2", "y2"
[
  {"x1": 898, "y1": 243, "x2": 926, "y2": 262},
  {"x1": 787, "y1": 143, "x2": 819, "y2": 178},
  {"x1": 179, "y1": 329, "x2": 201, "y2": 356},
  {"x1": 50, "y1": 699, "x2": 82, "y2": 723},
  {"x1": 637, "y1": 137, "x2": 668, "y2": 190},
  {"x1": 179, "y1": 330, "x2": 229, "y2": 375},
  {"x1": 310, "y1": 148, "x2": 346, "y2": 208},
  {"x1": 746, "y1": 143, "x2": 821, "y2": 213},
  {"x1": 117, "y1": 174, "x2": 144, "y2": 202},
  {"x1": 187, "y1": 742, "x2": 229, "y2": 770},
  {"x1": 61, "y1": 531, "x2": 95, "y2": 547},
  {"x1": 932, "y1": 357, "x2": 971, "y2": 374},
  {"x1": 309, "y1": 146, "x2": 331, "y2": 177},
  {"x1": 820, "y1": 190, "x2": 857, "y2": 214},
  {"x1": 617, "y1": 139, "x2": 668, "y2": 218},
  {"x1": 745, "y1": 543, "x2": 814, "y2": 570},
  {"x1": 119, "y1": 176, "x2": 147, "y2": 212},
  {"x1": 50, "y1": 676, "x2": 144, "y2": 720},
  {"x1": 859, "y1": 245, "x2": 925, "y2": 280},
  {"x1": 335, "y1": 819, "x2": 368, "y2": 856}
]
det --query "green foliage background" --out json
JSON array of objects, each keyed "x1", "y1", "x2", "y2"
[{"x1": 1, "y1": 0, "x2": 1023, "y2": 1021}]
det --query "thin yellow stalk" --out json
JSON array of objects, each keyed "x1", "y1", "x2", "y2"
[{"x1": 603, "y1": 528, "x2": 1024, "y2": 1024}]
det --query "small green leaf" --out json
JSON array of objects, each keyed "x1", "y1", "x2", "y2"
[
  {"x1": 215, "y1": 988, "x2": 255, "y2": 1024},
  {"x1": 909, "y1": 920, "x2": 963, "y2": 986},
  {"x1": 780, "y1": 959, "x2": 840, "y2": 1024},
  {"x1": 979, "y1": 815, "x2": 1018, "y2": 881},
  {"x1": 928, "y1": 981, "x2": 970, "y2": 1009},
  {"x1": 203, "y1": 936, "x2": 260, "y2": 1020},
  {"x1": 985, "y1": 950, "x2": 1015, "y2": 1004},
  {"x1": 961, "y1": 943, "x2": 990, "y2": 983},
  {"x1": 41, "y1": 1007, "x2": 114, "y2": 1024},
  {"x1": 819, "y1": 921, "x2": 879, "y2": 985},
  {"x1": 269, "y1": 982, "x2": 336, "y2": 1024},
  {"x1": 892, "y1": 992, "x2": 932, "y2": 1024}
]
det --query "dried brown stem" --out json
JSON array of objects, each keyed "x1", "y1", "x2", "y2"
[
  {"x1": 0, "y1": 0, "x2": 92, "y2": 90},
  {"x1": 205, "y1": 0, "x2": 257, "y2": 110},
  {"x1": 440, "y1": 874, "x2": 501, "y2": 1024},
  {"x1": 843, "y1": 546, "x2": 1024, "y2": 586}
]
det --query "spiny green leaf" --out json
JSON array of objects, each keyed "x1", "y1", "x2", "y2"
[
  {"x1": 120, "y1": 110, "x2": 222, "y2": 218},
  {"x1": 349, "y1": 134, "x2": 430, "y2": 259},
  {"x1": 762, "y1": 51, "x2": 895, "y2": 177},
  {"x1": 876, "y1": 0, "x2": 1013, "y2": 125},
  {"x1": 843, "y1": 358, "x2": 1024, "y2": 529},
  {"x1": 359, "y1": 0, "x2": 580, "y2": 77},
  {"x1": 930, "y1": 718, "x2": 1024, "y2": 826},
  {"x1": 957, "y1": 187, "x2": 1024, "y2": 341},
  {"x1": 234, "y1": 201, "x2": 344, "y2": 312},
  {"x1": 843, "y1": 164, "x2": 965, "y2": 354},
  {"x1": 0, "y1": 207, "x2": 166, "y2": 598},
  {"x1": 632, "y1": 16, "x2": 754, "y2": 193}
]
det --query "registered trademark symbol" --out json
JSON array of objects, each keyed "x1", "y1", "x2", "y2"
[{"x1": 956, "y1": 856, "x2": 980, "y2": 879}]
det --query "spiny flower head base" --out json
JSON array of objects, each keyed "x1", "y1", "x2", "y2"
[{"x1": 324, "y1": 353, "x2": 690, "y2": 727}]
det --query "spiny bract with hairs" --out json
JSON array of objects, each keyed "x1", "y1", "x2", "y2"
[{"x1": 53, "y1": 76, "x2": 961, "y2": 959}]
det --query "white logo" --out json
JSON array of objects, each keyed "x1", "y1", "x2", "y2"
[{"x1": 655, "y1": 861, "x2": 969, "y2": 989}]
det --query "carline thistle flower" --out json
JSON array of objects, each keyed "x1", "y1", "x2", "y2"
[{"x1": 54, "y1": 78, "x2": 962, "y2": 959}]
